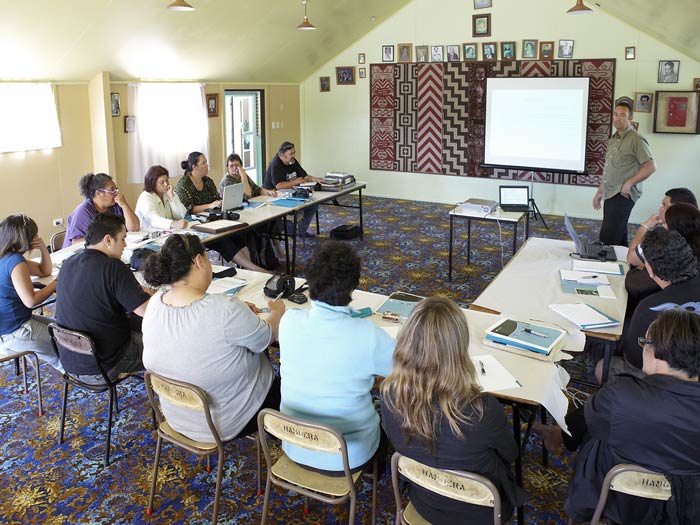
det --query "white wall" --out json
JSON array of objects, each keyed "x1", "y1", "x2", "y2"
[{"x1": 300, "y1": 0, "x2": 700, "y2": 223}]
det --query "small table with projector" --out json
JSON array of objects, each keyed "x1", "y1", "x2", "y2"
[{"x1": 448, "y1": 199, "x2": 529, "y2": 281}]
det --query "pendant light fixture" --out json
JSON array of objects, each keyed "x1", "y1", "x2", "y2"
[
  {"x1": 567, "y1": 0, "x2": 593, "y2": 14},
  {"x1": 297, "y1": 0, "x2": 316, "y2": 30},
  {"x1": 167, "y1": 0, "x2": 194, "y2": 12}
]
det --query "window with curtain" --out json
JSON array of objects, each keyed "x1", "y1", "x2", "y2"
[
  {"x1": 128, "y1": 83, "x2": 209, "y2": 184},
  {"x1": 0, "y1": 83, "x2": 62, "y2": 154}
]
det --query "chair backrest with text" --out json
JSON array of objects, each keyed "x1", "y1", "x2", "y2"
[
  {"x1": 391, "y1": 452, "x2": 503, "y2": 524},
  {"x1": 590, "y1": 463, "x2": 671, "y2": 525},
  {"x1": 48, "y1": 323, "x2": 105, "y2": 379}
]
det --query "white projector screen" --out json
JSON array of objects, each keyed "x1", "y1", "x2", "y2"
[{"x1": 483, "y1": 77, "x2": 590, "y2": 173}]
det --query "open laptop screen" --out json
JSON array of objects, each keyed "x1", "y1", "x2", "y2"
[{"x1": 499, "y1": 186, "x2": 529, "y2": 207}]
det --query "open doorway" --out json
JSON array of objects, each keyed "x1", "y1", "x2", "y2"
[{"x1": 224, "y1": 90, "x2": 265, "y2": 185}]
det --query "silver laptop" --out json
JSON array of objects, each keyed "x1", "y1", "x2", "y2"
[
  {"x1": 564, "y1": 214, "x2": 616, "y2": 261},
  {"x1": 222, "y1": 183, "x2": 245, "y2": 212}
]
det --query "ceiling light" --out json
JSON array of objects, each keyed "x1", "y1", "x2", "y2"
[
  {"x1": 297, "y1": 0, "x2": 316, "y2": 30},
  {"x1": 167, "y1": 0, "x2": 194, "y2": 12},
  {"x1": 567, "y1": 0, "x2": 593, "y2": 14}
]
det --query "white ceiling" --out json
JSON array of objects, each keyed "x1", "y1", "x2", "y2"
[
  {"x1": 0, "y1": 0, "x2": 411, "y2": 83},
  {"x1": 0, "y1": 0, "x2": 697, "y2": 84}
]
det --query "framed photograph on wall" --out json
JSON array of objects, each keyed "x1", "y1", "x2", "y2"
[
  {"x1": 473, "y1": 0, "x2": 492, "y2": 9},
  {"x1": 446, "y1": 45, "x2": 460, "y2": 62},
  {"x1": 382, "y1": 45, "x2": 394, "y2": 62},
  {"x1": 463, "y1": 43, "x2": 477, "y2": 61},
  {"x1": 658, "y1": 60, "x2": 680, "y2": 83},
  {"x1": 558, "y1": 39, "x2": 574, "y2": 59},
  {"x1": 500, "y1": 41, "x2": 515, "y2": 61},
  {"x1": 359, "y1": 68, "x2": 366, "y2": 79},
  {"x1": 358, "y1": 53, "x2": 365, "y2": 64},
  {"x1": 653, "y1": 90, "x2": 700, "y2": 134},
  {"x1": 539, "y1": 41, "x2": 554, "y2": 60},
  {"x1": 206, "y1": 94, "x2": 218, "y2": 117},
  {"x1": 634, "y1": 92, "x2": 653, "y2": 113},
  {"x1": 482, "y1": 42, "x2": 497, "y2": 61},
  {"x1": 336, "y1": 67, "x2": 356, "y2": 85},
  {"x1": 694, "y1": 78, "x2": 700, "y2": 90},
  {"x1": 522, "y1": 39, "x2": 538, "y2": 59},
  {"x1": 320, "y1": 76, "x2": 331, "y2": 92},
  {"x1": 625, "y1": 46, "x2": 636, "y2": 60},
  {"x1": 415, "y1": 45, "x2": 429, "y2": 63},
  {"x1": 110, "y1": 93, "x2": 120, "y2": 117},
  {"x1": 430, "y1": 46, "x2": 444, "y2": 62},
  {"x1": 472, "y1": 14, "x2": 491, "y2": 37},
  {"x1": 397, "y1": 43, "x2": 412, "y2": 63}
]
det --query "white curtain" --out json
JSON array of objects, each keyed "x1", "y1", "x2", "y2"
[
  {"x1": 0, "y1": 83, "x2": 62, "y2": 154},
  {"x1": 127, "y1": 83, "x2": 209, "y2": 184}
]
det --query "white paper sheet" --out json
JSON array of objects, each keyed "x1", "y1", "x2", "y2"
[
  {"x1": 207, "y1": 277, "x2": 247, "y2": 295},
  {"x1": 471, "y1": 354, "x2": 521, "y2": 392}
]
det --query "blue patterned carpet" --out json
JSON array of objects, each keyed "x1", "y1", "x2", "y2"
[{"x1": 0, "y1": 195, "x2": 630, "y2": 524}]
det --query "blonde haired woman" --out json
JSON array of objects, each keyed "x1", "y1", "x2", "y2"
[{"x1": 380, "y1": 297, "x2": 526, "y2": 524}]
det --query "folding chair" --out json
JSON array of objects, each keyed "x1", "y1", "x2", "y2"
[
  {"x1": 0, "y1": 351, "x2": 43, "y2": 416},
  {"x1": 48, "y1": 323, "x2": 140, "y2": 467},
  {"x1": 49, "y1": 230, "x2": 66, "y2": 252},
  {"x1": 391, "y1": 452, "x2": 506, "y2": 525},
  {"x1": 581, "y1": 463, "x2": 671, "y2": 525},
  {"x1": 257, "y1": 408, "x2": 378, "y2": 525},
  {"x1": 144, "y1": 371, "x2": 261, "y2": 525}
]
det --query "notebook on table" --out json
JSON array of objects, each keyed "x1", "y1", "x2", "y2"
[{"x1": 191, "y1": 220, "x2": 248, "y2": 234}]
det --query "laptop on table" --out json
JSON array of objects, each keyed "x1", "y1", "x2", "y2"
[
  {"x1": 222, "y1": 183, "x2": 245, "y2": 212},
  {"x1": 499, "y1": 185, "x2": 530, "y2": 212},
  {"x1": 564, "y1": 214, "x2": 617, "y2": 262}
]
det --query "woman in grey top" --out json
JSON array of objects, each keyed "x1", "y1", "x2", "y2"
[{"x1": 141, "y1": 234, "x2": 285, "y2": 441}]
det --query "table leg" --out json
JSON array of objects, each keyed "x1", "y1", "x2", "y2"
[
  {"x1": 291, "y1": 214, "x2": 298, "y2": 277},
  {"x1": 512, "y1": 221, "x2": 518, "y2": 255},
  {"x1": 448, "y1": 215, "x2": 454, "y2": 281},
  {"x1": 540, "y1": 406, "x2": 548, "y2": 468},
  {"x1": 512, "y1": 403, "x2": 524, "y2": 525},
  {"x1": 525, "y1": 209, "x2": 530, "y2": 240},
  {"x1": 467, "y1": 218, "x2": 472, "y2": 265},
  {"x1": 282, "y1": 216, "x2": 291, "y2": 274},
  {"x1": 359, "y1": 188, "x2": 364, "y2": 240}
]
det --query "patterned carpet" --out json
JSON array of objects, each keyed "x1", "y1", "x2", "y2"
[{"x1": 0, "y1": 195, "x2": 631, "y2": 524}]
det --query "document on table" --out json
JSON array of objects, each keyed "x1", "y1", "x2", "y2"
[
  {"x1": 572, "y1": 260, "x2": 624, "y2": 275},
  {"x1": 470, "y1": 354, "x2": 521, "y2": 392},
  {"x1": 207, "y1": 277, "x2": 247, "y2": 295}
]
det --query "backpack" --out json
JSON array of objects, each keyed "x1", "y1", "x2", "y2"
[
  {"x1": 247, "y1": 233, "x2": 280, "y2": 271},
  {"x1": 330, "y1": 224, "x2": 362, "y2": 240}
]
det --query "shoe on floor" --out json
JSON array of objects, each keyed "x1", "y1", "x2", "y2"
[{"x1": 299, "y1": 230, "x2": 315, "y2": 239}]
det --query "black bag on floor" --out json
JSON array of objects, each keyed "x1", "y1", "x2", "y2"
[
  {"x1": 330, "y1": 224, "x2": 361, "y2": 240},
  {"x1": 248, "y1": 232, "x2": 280, "y2": 271}
]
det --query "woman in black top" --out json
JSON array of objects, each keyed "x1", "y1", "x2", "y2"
[{"x1": 380, "y1": 297, "x2": 526, "y2": 524}]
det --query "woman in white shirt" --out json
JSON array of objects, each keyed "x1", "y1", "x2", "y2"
[{"x1": 135, "y1": 165, "x2": 188, "y2": 231}]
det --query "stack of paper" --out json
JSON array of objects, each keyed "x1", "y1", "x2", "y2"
[
  {"x1": 549, "y1": 303, "x2": 620, "y2": 329},
  {"x1": 470, "y1": 355, "x2": 521, "y2": 392},
  {"x1": 559, "y1": 269, "x2": 616, "y2": 299},
  {"x1": 207, "y1": 277, "x2": 247, "y2": 295}
]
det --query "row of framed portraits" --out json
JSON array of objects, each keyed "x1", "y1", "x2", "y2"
[{"x1": 380, "y1": 40, "x2": 573, "y2": 63}]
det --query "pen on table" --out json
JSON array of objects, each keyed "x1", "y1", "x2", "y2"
[
  {"x1": 478, "y1": 360, "x2": 486, "y2": 375},
  {"x1": 523, "y1": 328, "x2": 547, "y2": 338},
  {"x1": 515, "y1": 379, "x2": 523, "y2": 387},
  {"x1": 581, "y1": 275, "x2": 599, "y2": 279}
]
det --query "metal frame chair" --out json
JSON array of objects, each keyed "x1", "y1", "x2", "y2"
[
  {"x1": 257, "y1": 408, "x2": 378, "y2": 525},
  {"x1": 144, "y1": 371, "x2": 262, "y2": 525},
  {"x1": 0, "y1": 351, "x2": 43, "y2": 416},
  {"x1": 390, "y1": 452, "x2": 505, "y2": 525},
  {"x1": 48, "y1": 323, "x2": 139, "y2": 467},
  {"x1": 49, "y1": 230, "x2": 66, "y2": 253},
  {"x1": 584, "y1": 463, "x2": 671, "y2": 525}
]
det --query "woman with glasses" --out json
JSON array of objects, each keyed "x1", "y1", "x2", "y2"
[
  {"x1": 135, "y1": 165, "x2": 188, "y2": 231},
  {"x1": 0, "y1": 214, "x2": 63, "y2": 371},
  {"x1": 141, "y1": 233, "x2": 285, "y2": 441},
  {"x1": 63, "y1": 172, "x2": 140, "y2": 247},
  {"x1": 175, "y1": 151, "x2": 267, "y2": 272},
  {"x1": 380, "y1": 297, "x2": 525, "y2": 524},
  {"x1": 534, "y1": 309, "x2": 700, "y2": 523}
]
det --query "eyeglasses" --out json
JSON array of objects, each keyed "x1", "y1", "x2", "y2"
[
  {"x1": 101, "y1": 187, "x2": 119, "y2": 195},
  {"x1": 638, "y1": 336, "x2": 654, "y2": 348}
]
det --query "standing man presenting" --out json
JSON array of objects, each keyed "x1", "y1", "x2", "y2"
[
  {"x1": 264, "y1": 141, "x2": 322, "y2": 238},
  {"x1": 592, "y1": 100, "x2": 656, "y2": 246}
]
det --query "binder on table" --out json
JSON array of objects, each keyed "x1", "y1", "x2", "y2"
[
  {"x1": 375, "y1": 291, "x2": 424, "y2": 319},
  {"x1": 485, "y1": 318, "x2": 566, "y2": 356},
  {"x1": 571, "y1": 260, "x2": 624, "y2": 276},
  {"x1": 549, "y1": 303, "x2": 620, "y2": 330}
]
